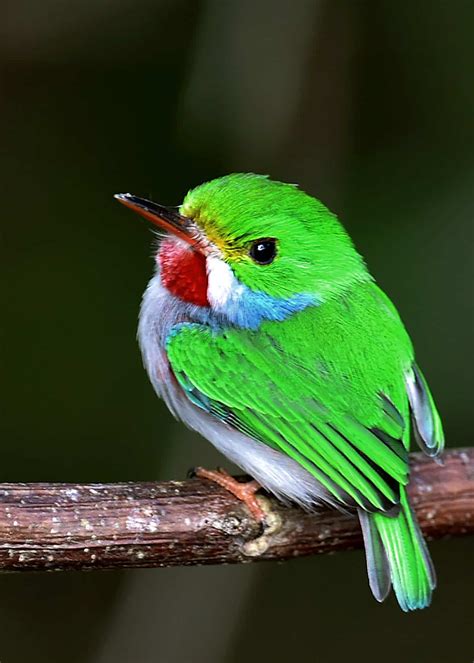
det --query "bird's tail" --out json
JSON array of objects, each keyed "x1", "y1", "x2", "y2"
[{"x1": 358, "y1": 488, "x2": 436, "y2": 611}]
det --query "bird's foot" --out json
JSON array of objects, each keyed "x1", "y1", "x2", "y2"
[{"x1": 193, "y1": 466, "x2": 266, "y2": 523}]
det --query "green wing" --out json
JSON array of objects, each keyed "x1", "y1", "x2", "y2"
[{"x1": 167, "y1": 284, "x2": 414, "y2": 513}]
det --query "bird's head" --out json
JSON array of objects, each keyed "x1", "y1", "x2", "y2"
[{"x1": 116, "y1": 174, "x2": 369, "y2": 329}]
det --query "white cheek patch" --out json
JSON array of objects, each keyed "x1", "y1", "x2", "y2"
[{"x1": 206, "y1": 256, "x2": 244, "y2": 310}]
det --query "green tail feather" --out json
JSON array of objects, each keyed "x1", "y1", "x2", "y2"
[{"x1": 362, "y1": 489, "x2": 436, "y2": 611}]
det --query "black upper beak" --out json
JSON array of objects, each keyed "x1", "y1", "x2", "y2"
[{"x1": 114, "y1": 193, "x2": 200, "y2": 247}]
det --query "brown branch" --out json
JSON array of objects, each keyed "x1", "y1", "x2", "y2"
[{"x1": 0, "y1": 448, "x2": 472, "y2": 572}]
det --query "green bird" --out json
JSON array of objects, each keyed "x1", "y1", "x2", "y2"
[{"x1": 115, "y1": 173, "x2": 444, "y2": 611}]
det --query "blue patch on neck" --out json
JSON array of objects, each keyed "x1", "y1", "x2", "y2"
[
  {"x1": 213, "y1": 285, "x2": 319, "y2": 330},
  {"x1": 158, "y1": 272, "x2": 319, "y2": 332}
]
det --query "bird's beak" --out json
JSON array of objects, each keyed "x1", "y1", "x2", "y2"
[{"x1": 114, "y1": 193, "x2": 204, "y2": 251}]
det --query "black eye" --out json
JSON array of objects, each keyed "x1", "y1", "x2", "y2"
[{"x1": 249, "y1": 238, "x2": 277, "y2": 265}]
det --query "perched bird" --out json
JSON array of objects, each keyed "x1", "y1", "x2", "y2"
[{"x1": 115, "y1": 173, "x2": 444, "y2": 611}]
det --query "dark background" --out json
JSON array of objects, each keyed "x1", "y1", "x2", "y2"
[{"x1": 1, "y1": 1, "x2": 473, "y2": 661}]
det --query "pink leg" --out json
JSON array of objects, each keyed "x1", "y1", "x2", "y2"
[{"x1": 194, "y1": 467, "x2": 266, "y2": 522}]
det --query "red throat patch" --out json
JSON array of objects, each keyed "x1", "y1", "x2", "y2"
[{"x1": 158, "y1": 238, "x2": 209, "y2": 307}]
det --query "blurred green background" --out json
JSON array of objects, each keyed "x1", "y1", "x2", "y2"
[{"x1": 1, "y1": 1, "x2": 473, "y2": 661}]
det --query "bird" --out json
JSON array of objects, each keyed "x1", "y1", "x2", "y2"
[{"x1": 115, "y1": 173, "x2": 444, "y2": 611}]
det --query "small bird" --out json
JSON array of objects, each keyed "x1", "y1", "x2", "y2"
[{"x1": 115, "y1": 173, "x2": 444, "y2": 611}]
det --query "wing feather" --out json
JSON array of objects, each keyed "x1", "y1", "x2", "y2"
[
  {"x1": 166, "y1": 320, "x2": 410, "y2": 514},
  {"x1": 406, "y1": 363, "x2": 444, "y2": 457}
]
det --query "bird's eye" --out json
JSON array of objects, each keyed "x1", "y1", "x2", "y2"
[{"x1": 249, "y1": 238, "x2": 277, "y2": 265}]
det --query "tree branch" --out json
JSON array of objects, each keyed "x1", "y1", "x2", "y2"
[{"x1": 0, "y1": 448, "x2": 472, "y2": 572}]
